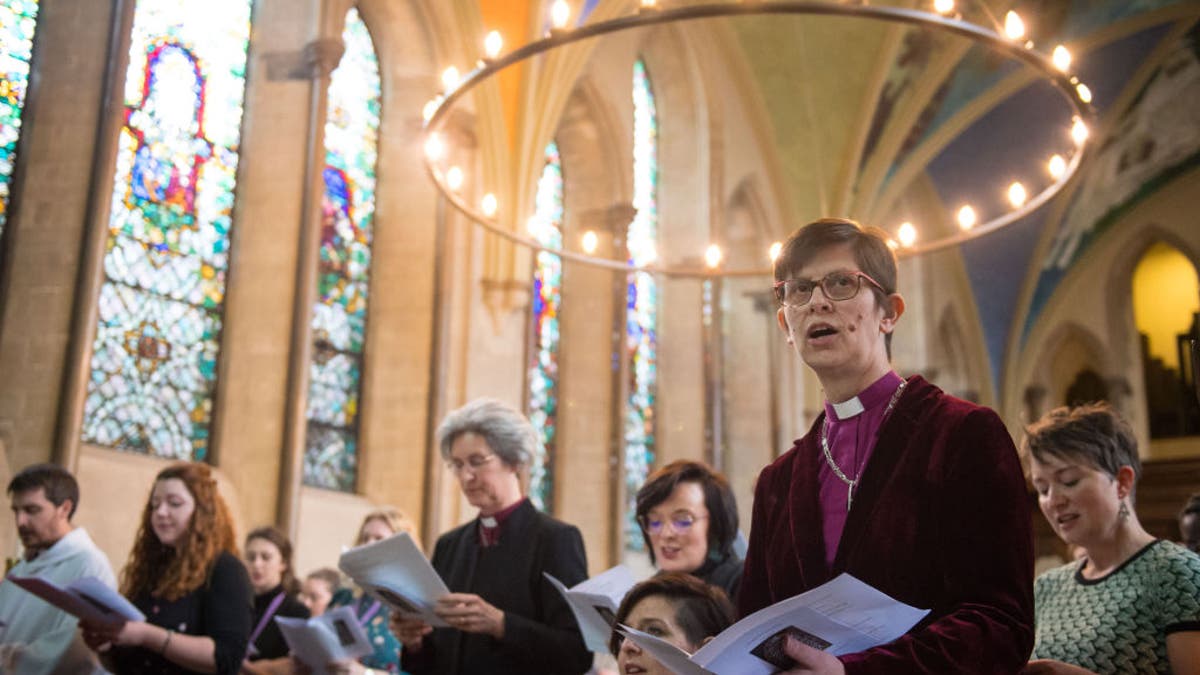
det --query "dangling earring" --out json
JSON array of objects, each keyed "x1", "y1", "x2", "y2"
[{"x1": 1118, "y1": 500, "x2": 1130, "y2": 520}]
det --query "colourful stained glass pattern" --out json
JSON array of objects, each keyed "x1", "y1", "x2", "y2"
[
  {"x1": 304, "y1": 8, "x2": 380, "y2": 492},
  {"x1": 81, "y1": 0, "x2": 252, "y2": 459},
  {"x1": 0, "y1": 0, "x2": 40, "y2": 243},
  {"x1": 625, "y1": 58, "x2": 658, "y2": 551},
  {"x1": 527, "y1": 141, "x2": 564, "y2": 512}
]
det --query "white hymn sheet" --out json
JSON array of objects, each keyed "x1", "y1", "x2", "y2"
[
  {"x1": 7, "y1": 575, "x2": 144, "y2": 627},
  {"x1": 617, "y1": 626, "x2": 713, "y2": 675},
  {"x1": 620, "y1": 573, "x2": 929, "y2": 675},
  {"x1": 337, "y1": 532, "x2": 451, "y2": 627},
  {"x1": 275, "y1": 606, "x2": 372, "y2": 675},
  {"x1": 545, "y1": 565, "x2": 638, "y2": 653}
]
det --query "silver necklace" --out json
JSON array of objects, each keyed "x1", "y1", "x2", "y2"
[{"x1": 820, "y1": 379, "x2": 907, "y2": 511}]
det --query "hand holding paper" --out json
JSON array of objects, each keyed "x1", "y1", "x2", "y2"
[{"x1": 337, "y1": 532, "x2": 450, "y2": 628}]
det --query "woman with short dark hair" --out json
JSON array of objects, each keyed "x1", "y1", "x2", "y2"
[
  {"x1": 1026, "y1": 403, "x2": 1200, "y2": 674},
  {"x1": 635, "y1": 460, "x2": 742, "y2": 600},
  {"x1": 608, "y1": 573, "x2": 735, "y2": 675}
]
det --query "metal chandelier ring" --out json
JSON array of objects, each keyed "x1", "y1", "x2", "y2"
[{"x1": 422, "y1": 1, "x2": 1097, "y2": 278}]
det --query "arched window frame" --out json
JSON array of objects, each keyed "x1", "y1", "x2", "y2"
[{"x1": 303, "y1": 5, "x2": 382, "y2": 492}]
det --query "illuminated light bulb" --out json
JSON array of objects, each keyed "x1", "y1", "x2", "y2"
[
  {"x1": 441, "y1": 66, "x2": 460, "y2": 91},
  {"x1": 957, "y1": 205, "x2": 977, "y2": 231},
  {"x1": 1071, "y1": 117, "x2": 1089, "y2": 145},
  {"x1": 1076, "y1": 83, "x2": 1092, "y2": 104},
  {"x1": 422, "y1": 98, "x2": 439, "y2": 122},
  {"x1": 1004, "y1": 11, "x2": 1025, "y2": 40},
  {"x1": 424, "y1": 132, "x2": 445, "y2": 161},
  {"x1": 484, "y1": 31, "x2": 502, "y2": 60},
  {"x1": 641, "y1": 0, "x2": 658, "y2": 7},
  {"x1": 1048, "y1": 154, "x2": 1066, "y2": 179},
  {"x1": 446, "y1": 166, "x2": 464, "y2": 191},
  {"x1": 768, "y1": 241, "x2": 783, "y2": 262},
  {"x1": 1052, "y1": 45, "x2": 1071, "y2": 72},
  {"x1": 933, "y1": 0, "x2": 954, "y2": 15},
  {"x1": 581, "y1": 230, "x2": 599, "y2": 254},
  {"x1": 550, "y1": 0, "x2": 570, "y2": 31},
  {"x1": 704, "y1": 244, "x2": 723, "y2": 269},
  {"x1": 1007, "y1": 182, "x2": 1028, "y2": 208},
  {"x1": 481, "y1": 193, "x2": 498, "y2": 217},
  {"x1": 897, "y1": 222, "x2": 917, "y2": 248}
]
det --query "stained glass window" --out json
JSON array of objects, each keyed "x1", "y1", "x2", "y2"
[
  {"x1": 527, "y1": 141, "x2": 564, "y2": 511},
  {"x1": 625, "y1": 58, "x2": 658, "y2": 550},
  {"x1": 303, "y1": 8, "x2": 380, "y2": 492},
  {"x1": 0, "y1": 0, "x2": 41, "y2": 245},
  {"x1": 81, "y1": 0, "x2": 252, "y2": 459}
]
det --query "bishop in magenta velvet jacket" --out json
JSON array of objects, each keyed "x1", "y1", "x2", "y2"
[{"x1": 738, "y1": 376, "x2": 1034, "y2": 673}]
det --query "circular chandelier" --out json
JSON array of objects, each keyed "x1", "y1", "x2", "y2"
[{"x1": 422, "y1": 0, "x2": 1097, "y2": 278}]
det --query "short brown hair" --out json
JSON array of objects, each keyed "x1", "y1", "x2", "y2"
[
  {"x1": 1024, "y1": 402, "x2": 1141, "y2": 483},
  {"x1": 774, "y1": 218, "x2": 898, "y2": 352},
  {"x1": 608, "y1": 573, "x2": 735, "y2": 656},
  {"x1": 635, "y1": 460, "x2": 739, "y2": 566},
  {"x1": 8, "y1": 463, "x2": 79, "y2": 519}
]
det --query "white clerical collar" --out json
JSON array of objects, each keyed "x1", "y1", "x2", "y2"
[
  {"x1": 830, "y1": 396, "x2": 866, "y2": 420},
  {"x1": 480, "y1": 516, "x2": 498, "y2": 528}
]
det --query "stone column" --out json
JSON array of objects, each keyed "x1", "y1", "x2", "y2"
[{"x1": 277, "y1": 31, "x2": 345, "y2": 538}]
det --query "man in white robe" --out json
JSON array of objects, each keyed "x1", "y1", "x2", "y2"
[{"x1": 1, "y1": 463, "x2": 116, "y2": 674}]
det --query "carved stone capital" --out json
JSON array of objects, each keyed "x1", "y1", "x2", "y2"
[{"x1": 263, "y1": 38, "x2": 344, "y2": 81}]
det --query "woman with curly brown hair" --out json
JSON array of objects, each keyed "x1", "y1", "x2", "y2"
[{"x1": 81, "y1": 462, "x2": 253, "y2": 674}]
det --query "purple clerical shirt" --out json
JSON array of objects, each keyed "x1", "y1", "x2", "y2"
[{"x1": 819, "y1": 371, "x2": 905, "y2": 566}]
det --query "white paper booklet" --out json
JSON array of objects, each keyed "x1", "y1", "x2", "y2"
[
  {"x1": 545, "y1": 565, "x2": 638, "y2": 653},
  {"x1": 275, "y1": 605, "x2": 373, "y2": 675},
  {"x1": 618, "y1": 573, "x2": 930, "y2": 675},
  {"x1": 337, "y1": 532, "x2": 451, "y2": 627},
  {"x1": 7, "y1": 575, "x2": 144, "y2": 627}
]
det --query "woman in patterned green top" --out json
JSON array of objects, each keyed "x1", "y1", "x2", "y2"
[{"x1": 1024, "y1": 403, "x2": 1200, "y2": 675}]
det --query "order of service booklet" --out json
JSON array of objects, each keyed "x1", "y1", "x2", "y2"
[
  {"x1": 6, "y1": 575, "x2": 145, "y2": 627},
  {"x1": 545, "y1": 564, "x2": 638, "y2": 653},
  {"x1": 337, "y1": 532, "x2": 451, "y2": 627},
  {"x1": 275, "y1": 605, "x2": 373, "y2": 675},
  {"x1": 617, "y1": 573, "x2": 930, "y2": 675}
]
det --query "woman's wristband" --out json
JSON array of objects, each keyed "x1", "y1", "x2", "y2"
[{"x1": 159, "y1": 628, "x2": 174, "y2": 654}]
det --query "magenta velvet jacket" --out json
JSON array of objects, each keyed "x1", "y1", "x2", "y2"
[{"x1": 738, "y1": 376, "x2": 1034, "y2": 673}]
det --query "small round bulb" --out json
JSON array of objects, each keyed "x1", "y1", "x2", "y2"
[
  {"x1": 441, "y1": 66, "x2": 460, "y2": 91},
  {"x1": 446, "y1": 166, "x2": 464, "y2": 191},
  {"x1": 422, "y1": 98, "x2": 439, "y2": 122},
  {"x1": 424, "y1": 133, "x2": 445, "y2": 161},
  {"x1": 1004, "y1": 11, "x2": 1025, "y2": 40},
  {"x1": 551, "y1": 0, "x2": 570, "y2": 30},
  {"x1": 704, "y1": 244, "x2": 723, "y2": 269},
  {"x1": 933, "y1": 0, "x2": 954, "y2": 15},
  {"x1": 481, "y1": 193, "x2": 498, "y2": 217},
  {"x1": 768, "y1": 241, "x2": 783, "y2": 262},
  {"x1": 1007, "y1": 182, "x2": 1027, "y2": 208},
  {"x1": 1052, "y1": 45, "x2": 1071, "y2": 72},
  {"x1": 1047, "y1": 154, "x2": 1066, "y2": 179},
  {"x1": 1075, "y1": 83, "x2": 1092, "y2": 104},
  {"x1": 957, "y1": 205, "x2": 977, "y2": 231},
  {"x1": 581, "y1": 230, "x2": 599, "y2": 254},
  {"x1": 897, "y1": 222, "x2": 917, "y2": 248},
  {"x1": 484, "y1": 31, "x2": 502, "y2": 60},
  {"x1": 1071, "y1": 117, "x2": 1089, "y2": 145}
]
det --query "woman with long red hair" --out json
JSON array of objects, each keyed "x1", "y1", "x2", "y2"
[{"x1": 81, "y1": 462, "x2": 252, "y2": 674}]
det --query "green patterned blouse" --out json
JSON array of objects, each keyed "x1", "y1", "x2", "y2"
[{"x1": 1032, "y1": 540, "x2": 1200, "y2": 674}]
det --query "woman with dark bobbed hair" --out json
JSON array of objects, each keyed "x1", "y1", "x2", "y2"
[
  {"x1": 635, "y1": 460, "x2": 743, "y2": 600},
  {"x1": 609, "y1": 573, "x2": 735, "y2": 675}
]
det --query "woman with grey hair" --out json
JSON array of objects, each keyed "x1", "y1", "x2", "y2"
[{"x1": 392, "y1": 399, "x2": 591, "y2": 675}]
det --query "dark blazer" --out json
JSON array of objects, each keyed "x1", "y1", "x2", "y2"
[
  {"x1": 403, "y1": 499, "x2": 591, "y2": 675},
  {"x1": 738, "y1": 376, "x2": 1034, "y2": 674}
]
